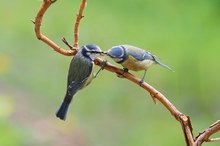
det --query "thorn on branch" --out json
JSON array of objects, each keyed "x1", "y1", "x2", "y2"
[
  {"x1": 44, "y1": 0, "x2": 56, "y2": 3},
  {"x1": 150, "y1": 93, "x2": 157, "y2": 104},
  {"x1": 50, "y1": 0, "x2": 57, "y2": 3},
  {"x1": 31, "y1": 20, "x2": 35, "y2": 24},
  {"x1": 77, "y1": 14, "x2": 85, "y2": 19}
]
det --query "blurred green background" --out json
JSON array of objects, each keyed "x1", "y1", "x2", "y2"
[{"x1": 0, "y1": 0, "x2": 220, "y2": 145}]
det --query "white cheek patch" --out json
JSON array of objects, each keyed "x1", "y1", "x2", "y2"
[
  {"x1": 90, "y1": 53, "x2": 100, "y2": 60},
  {"x1": 86, "y1": 52, "x2": 91, "y2": 56}
]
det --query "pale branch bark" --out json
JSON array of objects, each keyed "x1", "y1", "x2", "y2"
[{"x1": 34, "y1": 0, "x2": 220, "y2": 146}]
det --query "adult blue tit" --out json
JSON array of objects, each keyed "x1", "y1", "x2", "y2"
[
  {"x1": 106, "y1": 45, "x2": 173, "y2": 83},
  {"x1": 56, "y1": 44, "x2": 103, "y2": 120}
]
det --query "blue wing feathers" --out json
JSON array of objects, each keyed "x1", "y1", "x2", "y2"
[
  {"x1": 130, "y1": 52, "x2": 154, "y2": 61},
  {"x1": 122, "y1": 45, "x2": 153, "y2": 61}
]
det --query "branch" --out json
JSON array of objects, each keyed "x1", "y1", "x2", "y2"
[
  {"x1": 73, "y1": 0, "x2": 86, "y2": 47},
  {"x1": 195, "y1": 120, "x2": 220, "y2": 146},
  {"x1": 34, "y1": 0, "x2": 78, "y2": 56},
  {"x1": 34, "y1": 1, "x2": 220, "y2": 146},
  {"x1": 94, "y1": 58, "x2": 195, "y2": 146}
]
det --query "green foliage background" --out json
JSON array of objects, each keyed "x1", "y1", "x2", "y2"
[{"x1": 0, "y1": 0, "x2": 220, "y2": 145}]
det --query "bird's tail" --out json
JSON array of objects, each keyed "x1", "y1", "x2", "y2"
[
  {"x1": 155, "y1": 60, "x2": 174, "y2": 72},
  {"x1": 56, "y1": 101, "x2": 70, "y2": 121}
]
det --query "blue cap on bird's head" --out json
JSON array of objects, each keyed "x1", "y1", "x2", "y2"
[
  {"x1": 83, "y1": 44, "x2": 102, "y2": 52},
  {"x1": 81, "y1": 44, "x2": 102, "y2": 60},
  {"x1": 106, "y1": 45, "x2": 128, "y2": 63}
]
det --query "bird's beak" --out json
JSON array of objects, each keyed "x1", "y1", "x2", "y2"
[
  {"x1": 100, "y1": 51, "x2": 107, "y2": 56},
  {"x1": 88, "y1": 50, "x2": 106, "y2": 55},
  {"x1": 102, "y1": 51, "x2": 108, "y2": 55},
  {"x1": 103, "y1": 51, "x2": 114, "y2": 58}
]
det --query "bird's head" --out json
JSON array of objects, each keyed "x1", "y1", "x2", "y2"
[
  {"x1": 105, "y1": 46, "x2": 127, "y2": 63},
  {"x1": 81, "y1": 44, "x2": 102, "y2": 60}
]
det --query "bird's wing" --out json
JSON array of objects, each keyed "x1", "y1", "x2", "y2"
[
  {"x1": 66, "y1": 77, "x2": 89, "y2": 98},
  {"x1": 121, "y1": 45, "x2": 154, "y2": 61},
  {"x1": 129, "y1": 52, "x2": 154, "y2": 61},
  {"x1": 66, "y1": 55, "x2": 93, "y2": 95}
]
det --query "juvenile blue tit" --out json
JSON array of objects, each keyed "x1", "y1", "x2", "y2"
[
  {"x1": 106, "y1": 45, "x2": 173, "y2": 83},
  {"x1": 56, "y1": 44, "x2": 103, "y2": 120}
]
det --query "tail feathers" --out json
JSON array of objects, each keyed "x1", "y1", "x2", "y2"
[
  {"x1": 56, "y1": 101, "x2": 70, "y2": 121},
  {"x1": 155, "y1": 60, "x2": 174, "y2": 72}
]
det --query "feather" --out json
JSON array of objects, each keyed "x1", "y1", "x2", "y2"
[
  {"x1": 154, "y1": 59, "x2": 173, "y2": 71},
  {"x1": 56, "y1": 101, "x2": 69, "y2": 120}
]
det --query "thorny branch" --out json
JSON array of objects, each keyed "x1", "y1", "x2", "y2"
[{"x1": 34, "y1": 0, "x2": 220, "y2": 146}]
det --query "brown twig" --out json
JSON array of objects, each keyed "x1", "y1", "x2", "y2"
[
  {"x1": 34, "y1": 0, "x2": 78, "y2": 56},
  {"x1": 62, "y1": 37, "x2": 75, "y2": 50},
  {"x1": 34, "y1": 0, "x2": 220, "y2": 146},
  {"x1": 73, "y1": 0, "x2": 86, "y2": 47}
]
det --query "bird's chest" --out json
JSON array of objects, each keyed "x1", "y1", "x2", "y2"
[{"x1": 121, "y1": 56, "x2": 154, "y2": 71}]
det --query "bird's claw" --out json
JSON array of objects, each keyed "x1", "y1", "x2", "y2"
[
  {"x1": 94, "y1": 60, "x2": 107, "y2": 78},
  {"x1": 123, "y1": 68, "x2": 129, "y2": 73},
  {"x1": 101, "y1": 60, "x2": 107, "y2": 70},
  {"x1": 139, "y1": 79, "x2": 144, "y2": 86}
]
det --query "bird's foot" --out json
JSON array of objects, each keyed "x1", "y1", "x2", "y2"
[
  {"x1": 139, "y1": 78, "x2": 145, "y2": 86},
  {"x1": 139, "y1": 70, "x2": 147, "y2": 86},
  {"x1": 101, "y1": 60, "x2": 108, "y2": 69},
  {"x1": 123, "y1": 68, "x2": 129, "y2": 72},
  {"x1": 94, "y1": 60, "x2": 107, "y2": 78}
]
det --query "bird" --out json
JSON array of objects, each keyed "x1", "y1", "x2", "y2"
[
  {"x1": 105, "y1": 45, "x2": 173, "y2": 83},
  {"x1": 56, "y1": 44, "x2": 103, "y2": 120}
]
